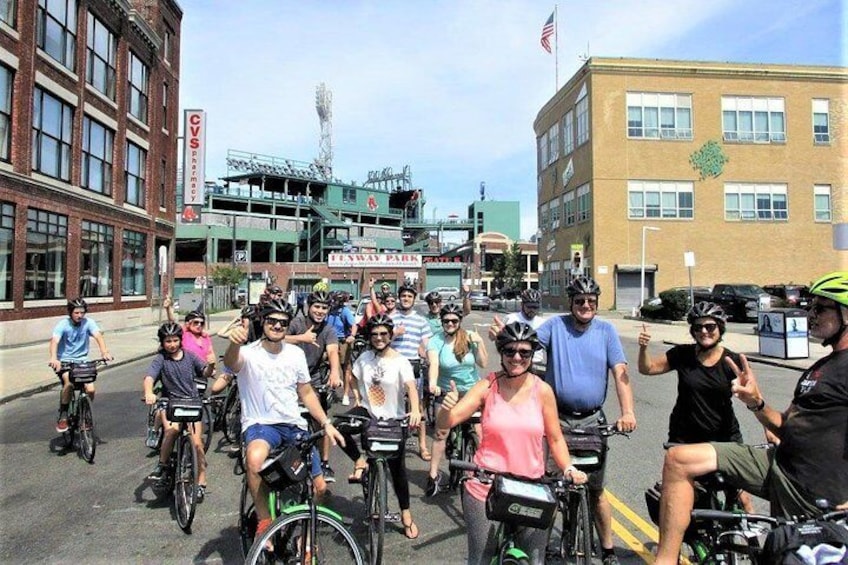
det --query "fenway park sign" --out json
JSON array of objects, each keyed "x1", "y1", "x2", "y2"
[{"x1": 328, "y1": 253, "x2": 422, "y2": 269}]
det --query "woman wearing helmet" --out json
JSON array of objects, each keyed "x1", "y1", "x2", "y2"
[
  {"x1": 143, "y1": 322, "x2": 214, "y2": 499},
  {"x1": 338, "y1": 314, "x2": 422, "y2": 540},
  {"x1": 637, "y1": 301, "x2": 754, "y2": 511},
  {"x1": 424, "y1": 303, "x2": 488, "y2": 496},
  {"x1": 488, "y1": 288, "x2": 548, "y2": 374},
  {"x1": 164, "y1": 296, "x2": 217, "y2": 376},
  {"x1": 436, "y1": 321, "x2": 587, "y2": 563}
]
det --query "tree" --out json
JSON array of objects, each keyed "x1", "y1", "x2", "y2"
[
  {"x1": 491, "y1": 256, "x2": 507, "y2": 292},
  {"x1": 211, "y1": 265, "x2": 246, "y2": 299},
  {"x1": 503, "y1": 243, "x2": 525, "y2": 292}
]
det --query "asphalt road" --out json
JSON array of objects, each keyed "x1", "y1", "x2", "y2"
[{"x1": 0, "y1": 311, "x2": 802, "y2": 564}]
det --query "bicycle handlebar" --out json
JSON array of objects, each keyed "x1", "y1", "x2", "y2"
[
  {"x1": 448, "y1": 459, "x2": 571, "y2": 488},
  {"x1": 691, "y1": 509, "x2": 779, "y2": 526},
  {"x1": 564, "y1": 423, "x2": 630, "y2": 439}
]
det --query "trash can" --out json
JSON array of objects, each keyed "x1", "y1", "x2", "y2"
[{"x1": 757, "y1": 309, "x2": 809, "y2": 359}]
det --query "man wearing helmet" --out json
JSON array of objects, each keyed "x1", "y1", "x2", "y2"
[
  {"x1": 143, "y1": 322, "x2": 214, "y2": 499},
  {"x1": 48, "y1": 298, "x2": 113, "y2": 433},
  {"x1": 655, "y1": 272, "x2": 848, "y2": 564},
  {"x1": 425, "y1": 286, "x2": 472, "y2": 334},
  {"x1": 223, "y1": 298, "x2": 345, "y2": 545},
  {"x1": 488, "y1": 288, "x2": 548, "y2": 374},
  {"x1": 284, "y1": 290, "x2": 342, "y2": 481},
  {"x1": 535, "y1": 276, "x2": 635, "y2": 565}
]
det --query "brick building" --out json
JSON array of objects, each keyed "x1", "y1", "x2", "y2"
[
  {"x1": 534, "y1": 57, "x2": 847, "y2": 311},
  {"x1": 0, "y1": 0, "x2": 182, "y2": 346}
]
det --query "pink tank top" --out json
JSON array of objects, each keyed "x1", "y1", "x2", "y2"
[
  {"x1": 181, "y1": 327, "x2": 212, "y2": 364},
  {"x1": 466, "y1": 372, "x2": 545, "y2": 501}
]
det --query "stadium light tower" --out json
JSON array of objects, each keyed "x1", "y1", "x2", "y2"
[{"x1": 315, "y1": 83, "x2": 333, "y2": 179}]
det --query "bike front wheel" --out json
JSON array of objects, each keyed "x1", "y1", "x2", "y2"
[
  {"x1": 245, "y1": 510, "x2": 365, "y2": 565},
  {"x1": 222, "y1": 384, "x2": 241, "y2": 444},
  {"x1": 200, "y1": 403, "x2": 213, "y2": 453},
  {"x1": 77, "y1": 394, "x2": 96, "y2": 463},
  {"x1": 174, "y1": 433, "x2": 198, "y2": 532},
  {"x1": 368, "y1": 459, "x2": 387, "y2": 565},
  {"x1": 568, "y1": 488, "x2": 593, "y2": 565}
]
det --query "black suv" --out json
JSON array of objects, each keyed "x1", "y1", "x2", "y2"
[{"x1": 762, "y1": 284, "x2": 810, "y2": 309}]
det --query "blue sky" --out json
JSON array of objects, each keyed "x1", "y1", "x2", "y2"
[{"x1": 177, "y1": 0, "x2": 846, "y2": 241}]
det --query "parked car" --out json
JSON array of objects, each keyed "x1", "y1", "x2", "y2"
[
  {"x1": 427, "y1": 286, "x2": 460, "y2": 301},
  {"x1": 646, "y1": 286, "x2": 712, "y2": 307},
  {"x1": 467, "y1": 290, "x2": 491, "y2": 311},
  {"x1": 698, "y1": 283, "x2": 778, "y2": 322},
  {"x1": 762, "y1": 284, "x2": 810, "y2": 309}
]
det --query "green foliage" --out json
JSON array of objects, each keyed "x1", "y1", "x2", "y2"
[
  {"x1": 491, "y1": 256, "x2": 506, "y2": 290},
  {"x1": 640, "y1": 289, "x2": 689, "y2": 321},
  {"x1": 491, "y1": 243, "x2": 525, "y2": 293},
  {"x1": 210, "y1": 265, "x2": 246, "y2": 288}
]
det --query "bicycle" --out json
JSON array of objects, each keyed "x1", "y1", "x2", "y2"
[
  {"x1": 194, "y1": 377, "x2": 214, "y2": 453},
  {"x1": 244, "y1": 426, "x2": 365, "y2": 565},
  {"x1": 553, "y1": 423, "x2": 630, "y2": 564},
  {"x1": 449, "y1": 459, "x2": 564, "y2": 565},
  {"x1": 444, "y1": 407, "x2": 480, "y2": 491},
  {"x1": 56, "y1": 358, "x2": 107, "y2": 463},
  {"x1": 335, "y1": 413, "x2": 409, "y2": 565}
]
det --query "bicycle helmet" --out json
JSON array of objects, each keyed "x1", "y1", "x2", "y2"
[
  {"x1": 157, "y1": 321, "x2": 183, "y2": 342},
  {"x1": 308, "y1": 290, "x2": 331, "y2": 306},
  {"x1": 397, "y1": 284, "x2": 418, "y2": 297},
  {"x1": 184, "y1": 310, "x2": 205, "y2": 323},
  {"x1": 687, "y1": 302, "x2": 728, "y2": 335},
  {"x1": 567, "y1": 276, "x2": 601, "y2": 297},
  {"x1": 425, "y1": 291, "x2": 442, "y2": 304},
  {"x1": 67, "y1": 297, "x2": 88, "y2": 313},
  {"x1": 439, "y1": 303, "x2": 464, "y2": 319},
  {"x1": 809, "y1": 271, "x2": 848, "y2": 307},
  {"x1": 381, "y1": 291, "x2": 396, "y2": 302},
  {"x1": 365, "y1": 314, "x2": 395, "y2": 335},
  {"x1": 240, "y1": 305, "x2": 256, "y2": 319},
  {"x1": 495, "y1": 321, "x2": 541, "y2": 353},
  {"x1": 313, "y1": 281, "x2": 330, "y2": 292},
  {"x1": 258, "y1": 298, "x2": 294, "y2": 320},
  {"x1": 520, "y1": 288, "x2": 542, "y2": 304}
]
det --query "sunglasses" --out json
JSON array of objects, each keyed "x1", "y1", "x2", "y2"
[
  {"x1": 692, "y1": 322, "x2": 718, "y2": 333},
  {"x1": 442, "y1": 318, "x2": 461, "y2": 326},
  {"x1": 573, "y1": 297, "x2": 598, "y2": 307},
  {"x1": 501, "y1": 347, "x2": 534, "y2": 359},
  {"x1": 523, "y1": 303, "x2": 540, "y2": 309},
  {"x1": 370, "y1": 331, "x2": 391, "y2": 338},
  {"x1": 188, "y1": 320, "x2": 204, "y2": 326},
  {"x1": 807, "y1": 303, "x2": 838, "y2": 316},
  {"x1": 264, "y1": 317, "x2": 290, "y2": 329}
]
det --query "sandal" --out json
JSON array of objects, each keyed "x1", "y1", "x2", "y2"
[
  {"x1": 348, "y1": 464, "x2": 367, "y2": 484},
  {"x1": 402, "y1": 519, "x2": 419, "y2": 540},
  {"x1": 419, "y1": 447, "x2": 432, "y2": 462}
]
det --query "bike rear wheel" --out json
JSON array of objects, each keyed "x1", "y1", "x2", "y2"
[
  {"x1": 368, "y1": 459, "x2": 387, "y2": 565},
  {"x1": 77, "y1": 394, "x2": 96, "y2": 463},
  {"x1": 244, "y1": 510, "x2": 365, "y2": 565},
  {"x1": 200, "y1": 403, "x2": 213, "y2": 453},
  {"x1": 239, "y1": 479, "x2": 257, "y2": 556},
  {"x1": 174, "y1": 433, "x2": 198, "y2": 532},
  {"x1": 568, "y1": 488, "x2": 593, "y2": 565}
]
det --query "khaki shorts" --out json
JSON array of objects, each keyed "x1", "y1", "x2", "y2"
[{"x1": 711, "y1": 442, "x2": 819, "y2": 519}]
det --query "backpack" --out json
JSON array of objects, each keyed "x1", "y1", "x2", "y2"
[{"x1": 760, "y1": 520, "x2": 848, "y2": 564}]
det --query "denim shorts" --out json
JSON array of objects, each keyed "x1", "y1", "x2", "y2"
[{"x1": 243, "y1": 422, "x2": 322, "y2": 477}]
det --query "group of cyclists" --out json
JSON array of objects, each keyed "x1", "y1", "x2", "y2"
[{"x1": 47, "y1": 269, "x2": 848, "y2": 564}]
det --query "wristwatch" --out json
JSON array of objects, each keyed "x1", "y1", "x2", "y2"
[{"x1": 747, "y1": 398, "x2": 766, "y2": 412}]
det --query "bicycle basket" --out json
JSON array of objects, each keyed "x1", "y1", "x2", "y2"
[
  {"x1": 564, "y1": 427, "x2": 605, "y2": 471},
  {"x1": 485, "y1": 475, "x2": 558, "y2": 530},
  {"x1": 69, "y1": 361, "x2": 98, "y2": 384},
  {"x1": 364, "y1": 418, "x2": 407, "y2": 456},
  {"x1": 258, "y1": 445, "x2": 309, "y2": 489},
  {"x1": 166, "y1": 397, "x2": 203, "y2": 422}
]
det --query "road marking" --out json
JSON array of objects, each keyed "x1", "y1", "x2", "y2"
[
  {"x1": 606, "y1": 489, "x2": 693, "y2": 565},
  {"x1": 606, "y1": 489, "x2": 658, "y2": 541},
  {"x1": 612, "y1": 517, "x2": 656, "y2": 563}
]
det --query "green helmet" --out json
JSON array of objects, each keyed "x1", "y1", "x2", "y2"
[{"x1": 809, "y1": 271, "x2": 848, "y2": 307}]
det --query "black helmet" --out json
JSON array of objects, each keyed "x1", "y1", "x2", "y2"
[
  {"x1": 366, "y1": 314, "x2": 394, "y2": 335},
  {"x1": 495, "y1": 322, "x2": 541, "y2": 353},
  {"x1": 157, "y1": 321, "x2": 183, "y2": 342},
  {"x1": 440, "y1": 303, "x2": 464, "y2": 319},
  {"x1": 520, "y1": 289, "x2": 542, "y2": 304},
  {"x1": 259, "y1": 298, "x2": 294, "y2": 320},
  {"x1": 397, "y1": 284, "x2": 417, "y2": 297},
  {"x1": 425, "y1": 291, "x2": 442, "y2": 304},
  {"x1": 67, "y1": 297, "x2": 88, "y2": 313},
  {"x1": 184, "y1": 310, "x2": 205, "y2": 323},
  {"x1": 381, "y1": 291, "x2": 396, "y2": 302},
  {"x1": 687, "y1": 301, "x2": 727, "y2": 333},
  {"x1": 308, "y1": 290, "x2": 331, "y2": 306},
  {"x1": 567, "y1": 276, "x2": 601, "y2": 297},
  {"x1": 240, "y1": 305, "x2": 256, "y2": 319}
]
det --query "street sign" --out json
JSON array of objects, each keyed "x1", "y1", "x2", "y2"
[
  {"x1": 235, "y1": 250, "x2": 248, "y2": 263},
  {"x1": 194, "y1": 276, "x2": 207, "y2": 289}
]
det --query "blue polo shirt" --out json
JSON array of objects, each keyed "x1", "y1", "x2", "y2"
[{"x1": 536, "y1": 315, "x2": 627, "y2": 413}]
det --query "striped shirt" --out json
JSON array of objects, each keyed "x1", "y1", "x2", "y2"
[{"x1": 389, "y1": 309, "x2": 432, "y2": 360}]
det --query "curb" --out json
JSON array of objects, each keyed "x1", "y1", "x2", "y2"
[{"x1": 660, "y1": 340, "x2": 808, "y2": 372}]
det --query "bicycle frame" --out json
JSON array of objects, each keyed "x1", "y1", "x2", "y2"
[{"x1": 58, "y1": 359, "x2": 105, "y2": 463}]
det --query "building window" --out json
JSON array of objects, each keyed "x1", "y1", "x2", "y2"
[
  {"x1": 627, "y1": 92, "x2": 692, "y2": 140},
  {"x1": 125, "y1": 141, "x2": 146, "y2": 207},
  {"x1": 722, "y1": 97, "x2": 785, "y2": 143},
  {"x1": 550, "y1": 196, "x2": 561, "y2": 228},
  {"x1": 159, "y1": 159, "x2": 166, "y2": 208},
  {"x1": 25, "y1": 208, "x2": 67, "y2": 299},
  {"x1": 0, "y1": 201, "x2": 13, "y2": 301},
  {"x1": 128, "y1": 51, "x2": 148, "y2": 123},
  {"x1": 813, "y1": 99, "x2": 830, "y2": 144},
  {"x1": 538, "y1": 131, "x2": 548, "y2": 170},
  {"x1": 81, "y1": 116, "x2": 113, "y2": 195},
  {"x1": 724, "y1": 183, "x2": 788, "y2": 221},
  {"x1": 564, "y1": 191, "x2": 575, "y2": 226},
  {"x1": 0, "y1": 0, "x2": 16, "y2": 28},
  {"x1": 36, "y1": 0, "x2": 77, "y2": 71},
  {"x1": 576, "y1": 98, "x2": 589, "y2": 146},
  {"x1": 342, "y1": 187, "x2": 357, "y2": 204},
  {"x1": 85, "y1": 12, "x2": 116, "y2": 99},
  {"x1": 540, "y1": 202, "x2": 549, "y2": 233},
  {"x1": 163, "y1": 27, "x2": 171, "y2": 62},
  {"x1": 814, "y1": 185, "x2": 831, "y2": 222},
  {"x1": 562, "y1": 110, "x2": 574, "y2": 156},
  {"x1": 162, "y1": 83, "x2": 168, "y2": 128},
  {"x1": 628, "y1": 180, "x2": 694, "y2": 219},
  {"x1": 121, "y1": 229, "x2": 146, "y2": 295},
  {"x1": 32, "y1": 88, "x2": 73, "y2": 181},
  {"x1": 576, "y1": 183, "x2": 590, "y2": 223},
  {"x1": 0, "y1": 64, "x2": 12, "y2": 161},
  {"x1": 549, "y1": 261, "x2": 561, "y2": 296},
  {"x1": 547, "y1": 122, "x2": 559, "y2": 165},
  {"x1": 80, "y1": 220, "x2": 113, "y2": 297}
]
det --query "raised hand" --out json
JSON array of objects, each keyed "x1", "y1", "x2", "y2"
[
  {"x1": 637, "y1": 323, "x2": 651, "y2": 348},
  {"x1": 442, "y1": 380, "x2": 460, "y2": 411},
  {"x1": 727, "y1": 354, "x2": 762, "y2": 407},
  {"x1": 488, "y1": 314, "x2": 505, "y2": 341},
  {"x1": 229, "y1": 324, "x2": 248, "y2": 345}
]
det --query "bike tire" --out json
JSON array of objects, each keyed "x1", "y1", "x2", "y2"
[
  {"x1": 77, "y1": 395, "x2": 96, "y2": 463},
  {"x1": 244, "y1": 510, "x2": 365, "y2": 565},
  {"x1": 368, "y1": 459, "x2": 387, "y2": 565},
  {"x1": 200, "y1": 404, "x2": 213, "y2": 453},
  {"x1": 447, "y1": 429, "x2": 461, "y2": 489},
  {"x1": 570, "y1": 488, "x2": 593, "y2": 565},
  {"x1": 239, "y1": 479, "x2": 257, "y2": 557},
  {"x1": 174, "y1": 433, "x2": 198, "y2": 532},
  {"x1": 222, "y1": 384, "x2": 241, "y2": 444}
]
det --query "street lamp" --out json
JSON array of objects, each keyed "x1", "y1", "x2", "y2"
[{"x1": 640, "y1": 226, "x2": 661, "y2": 315}]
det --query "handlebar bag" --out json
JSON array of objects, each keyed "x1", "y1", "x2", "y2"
[
  {"x1": 166, "y1": 397, "x2": 203, "y2": 423},
  {"x1": 69, "y1": 361, "x2": 98, "y2": 384},
  {"x1": 485, "y1": 475, "x2": 558, "y2": 530},
  {"x1": 563, "y1": 427, "x2": 605, "y2": 470},
  {"x1": 364, "y1": 418, "x2": 407, "y2": 456},
  {"x1": 259, "y1": 445, "x2": 309, "y2": 490}
]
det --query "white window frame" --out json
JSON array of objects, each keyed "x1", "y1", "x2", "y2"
[
  {"x1": 563, "y1": 191, "x2": 575, "y2": 226},
  {"x1": 562, "y1": 110, "x2": 574, "y2": 156},
  {"x1": 550, "y1": 196, "x2": 561, "y2": 229},
  {"x1": 548, "y1": 123, "x2": 559, "y2": 165},
  {"x1": 538, "y1": 132, "x2": 549, "y2": 171},
  {"x1": 628, "y1": 180, "x2": 694, "y2": 219},
  {"x1": 576, "y1": 183, "x2": 590, "y2": 223},
  {"x1": 814, "y1": 185, "x2": 831, "y2": 222},
  {"x1": 576, "y1": 97, "x2": 589, "y2": 146},
  {"x1": 722, "y1": 96, "x2": 785, "y2": 143},
  {"x1": 540, "y1": 201, "x2": 550, "y2": 233},
  {"x1": 724, "y1": 183, "x2": 788, "y2": 221},
  {"x1": 627, "y1": 92, "x2": 692, "y2": 140},
  {"x1": 813, "y1": 99, "x2": 830, "y2": 144}
]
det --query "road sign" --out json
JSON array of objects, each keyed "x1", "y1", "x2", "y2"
[
  {"x1": 235, "y1": 250, "x2": 248, "y2": 263},
  {"x1": 194, "y1": 276, "x2": 207, "y2": 289}
]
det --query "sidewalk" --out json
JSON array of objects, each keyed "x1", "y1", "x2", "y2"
[{"x1": 0, "y1": 309, "x2": 242, "y2": 405}]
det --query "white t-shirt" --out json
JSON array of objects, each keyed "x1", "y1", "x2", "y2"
[
  {"x1": 238, "y1": 340, "x2": 311, "y2": 430},
  {"x1": 504, "y1": 310, "x2": 548, "y2": 366},
  {"x1": 353, "y1": 350, "x2": 414, "y2": 420}
]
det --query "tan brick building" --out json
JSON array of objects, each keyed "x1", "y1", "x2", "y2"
[{"x1": 534, "y1": 57, "x2": 847, "y2": 311}]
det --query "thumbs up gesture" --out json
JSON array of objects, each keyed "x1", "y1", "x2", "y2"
[
  {"x1": 442, "y1": 380, "x2": 460, "y2": 411},
  {"x1": 726, "y1": 354, "x2": 763, "y2": 409}
]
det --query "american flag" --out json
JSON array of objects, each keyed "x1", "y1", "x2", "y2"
[{"x1": 540, "y1": 11, "x2": 555, "y2": 53}]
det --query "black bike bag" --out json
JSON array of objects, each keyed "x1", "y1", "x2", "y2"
[{"x1": 485, "y1": 475, "x2": 558, "y2": 530}]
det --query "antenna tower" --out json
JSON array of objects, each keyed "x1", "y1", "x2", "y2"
[{"x1": 315, "y1": 83, "x2": 333, "y2": 178}]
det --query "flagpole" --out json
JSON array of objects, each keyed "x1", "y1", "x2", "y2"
[{"x1": 554, "y1": 4, "x2": 559, "y2": 92}]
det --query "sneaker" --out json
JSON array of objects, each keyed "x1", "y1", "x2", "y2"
[
  {"x1": 56, "y1": 416, "x2": 69, "y2": 433},
  {"x1": 148, "y1": 462, "x2": 170, "y2": 481},
  {"x1": 425, "y1": 471, "x2": 444, "y2": 497},
  {"x1": 195, "y1": 484, "x2": 206, "y2": 503},
  {"x1": 602, "y1": 553, "x2": 620, "y2": 565},
  {"x1": 341, "y1": 395, "x2": 351, "y2": 406},
  {"x1": 322, "y1": 462, "x2": 336, "y2": 483},
  {"x1": 145, "y1": 427, "x2": 159, "y2": 449}
]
